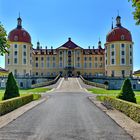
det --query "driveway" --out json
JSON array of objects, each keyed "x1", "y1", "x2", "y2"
[{"x1": 0, "y1": 78, "x2": 132, "y2": 140}]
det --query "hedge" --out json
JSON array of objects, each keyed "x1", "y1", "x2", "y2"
[
  {"x1": 80, "y1": 75, "x2": 108, "y2": 89},
  {"x1": 0, "y1": 94, "x2": 33, "y2": 116},
  {"x1": 97, "y1": 96, "x2": 140, "y2": 123}
]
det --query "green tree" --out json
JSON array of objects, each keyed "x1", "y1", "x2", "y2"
[
  {"x1": 3, "y1": 72, "x2": 19, "y2": 100},
  {"x1": 129, "y1": 0, "x2": 140, "y2": 25},
  {"x1": 117, "y1": 78, "x2": 136, "y2": 103},
  {"x1": 0, "y1": 22, "x2": 9, "y2": 55}
]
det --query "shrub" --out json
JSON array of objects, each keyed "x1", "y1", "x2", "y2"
[
  {"x1": 117, "y1": 78, "x2": 136, "y2": 103},
  {"x1": 0, "y1": 94, "x2": 33, "y2": 116},
  {"x1": 3, "y1": 72, "x2": 19, "y2": 100},
  {"x1": 97, "y1": 96, "x2": 140, "y2": 123}
]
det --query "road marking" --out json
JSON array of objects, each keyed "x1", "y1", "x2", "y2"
[
  {"x1": 76, "y1": 78, "x2": 83, "y2": 89},
  {"x1": 56, "y1": 78, "x2": 64, "y2": 89}
]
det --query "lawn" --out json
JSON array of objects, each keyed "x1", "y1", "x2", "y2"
[
  {"x1": 0, "y1": 87, "x2": 50, "y2": 101},
  {"x1": 88, "y1": 88, "x2": 140, "y2": 95},
  {"x1": 88, "y1": 88, "x2": 140, "y2": 104}
]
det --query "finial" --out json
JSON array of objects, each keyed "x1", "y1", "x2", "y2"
[
  {"x1": 112, "y1": 17, "x2": 114, "y2": 29},
  {"x1": 117, "y1": 10, "x2": 119, "y2": 16},
  {"x1": 17, "y1": 12, "x2": 22, "y2": 29}
]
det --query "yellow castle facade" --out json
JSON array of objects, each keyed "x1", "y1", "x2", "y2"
[{"x1": 5, "y1": 16, "x2": 133, "y2": 77}]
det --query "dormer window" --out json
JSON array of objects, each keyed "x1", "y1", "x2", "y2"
[
  {"x1": 121, "y1": 35, "x2": 125, "y2": 40},
  {"x1": 14, "y1": 36, "x2": 18, "y2": 41}
]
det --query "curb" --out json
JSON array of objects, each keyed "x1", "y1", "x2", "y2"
[
  {"x1": 88, "y1": 96, "x2": 140, "y2": 140},
  {"x1": 0, "y1": 97, "x2": 48, "y2": 129}
]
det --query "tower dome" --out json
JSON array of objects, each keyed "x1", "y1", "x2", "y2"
[
  {"x1": 106, "y1": 16, "x2": 132, "y2": 43},
  {"x1": 8, "y1": 16, "x2": 31, "y2": 43}
]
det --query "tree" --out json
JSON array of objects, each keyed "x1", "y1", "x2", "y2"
[
  {"x1": 3, "y1": 72, "x2": 19, "y2": 100},
  {"x1": 129, "y1": 0, "x2": 140, "y2": 25},
  {"x1": 117, "y1": 78, "x2": 136, "y2": 103},
  {"x1": 0, "y1": 22, "x2": 9, "y2": 55}
]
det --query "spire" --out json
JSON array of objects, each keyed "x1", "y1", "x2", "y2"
[
  {"x1": 37, "y1": 41, "x2": 40, "y2": 49},
  {"x1": 98, "y1": 38, "x2": 102, "y2": 49},
  {"x1": 116, "y1": 11, "x2": 121, "y2": 27},
  {"x1": 17, "y1": 13, "x2": 22, "y2": 29},
  {"x1": 111, "y1": 17, "x2": 114, "y2": 29}
]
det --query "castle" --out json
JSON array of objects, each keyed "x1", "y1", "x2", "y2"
[{"x1": 6, "y1": 15, "x2": 133, "y2": 78}]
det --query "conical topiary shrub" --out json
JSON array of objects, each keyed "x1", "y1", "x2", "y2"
[
  {"x1": 3, "y1": 72, "x2": 19, "y2": 100},
  {"x1": 117, "y1": 78, "x2": 136, "y2": 103}
]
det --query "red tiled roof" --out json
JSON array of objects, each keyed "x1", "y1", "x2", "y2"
[
  {"x1": 8, "y1": 28, "x2": 31, "y2": 43},
  {"x1": 106, "y1": 27, "x2": 132, "y2": 42}
]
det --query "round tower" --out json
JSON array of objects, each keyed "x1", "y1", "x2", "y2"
[
  {"x1": 105, "y1": 16, "x2": 133, "y2": 77},
  {"x1": 6, "y1": 16, "x2": 32, "y2": 76}
]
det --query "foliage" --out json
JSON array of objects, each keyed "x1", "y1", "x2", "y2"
[
  {"x1": 3, "y1": 72, "x2": 19, "y2": 100},
  {"x1": 97, "y1": 96, "x2": 140, "y2": 123},
  {"x1": 0, "y1": 22, "x2": 9, "y2": 55},
  {"x1": 0, "y1": 94, "x2": 33, "y2": 116},
  {"x1": 129, "y1": 0, "x2": 140, "y2": 25},
  {"x1": 117, "y1": 78, "x2": 136, "y2": 103}
]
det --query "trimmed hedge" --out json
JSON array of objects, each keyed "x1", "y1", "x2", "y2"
[
  {"x1": 0, "y1": 94, "x2": 33, "y2": 116},
  {"x1": 97, "y1": 96, "x2": 140, "y2": 123},
  {"x1": 80, "y1": 75, "x2": 108, "y2": 89}
]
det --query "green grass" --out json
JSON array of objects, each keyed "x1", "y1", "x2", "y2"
[
  {"x1": 0, "y1": 87, "x2": 50, "y2": 101},
  {"x1": 88, "y1": 88, "x2": 140, "y2": 95},
  {"x1": 89, "y1": 88, "x2": 140, "y2": 105}
]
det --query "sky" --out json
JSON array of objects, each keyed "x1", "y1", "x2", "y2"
[{"x1": 0, "y1": 0, "x2": 139, "y2": 71}]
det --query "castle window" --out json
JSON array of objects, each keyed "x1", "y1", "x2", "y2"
[
  {"x1": 111, "y1": 51, "x2": 114, "y2": 56},
  {"x1": 95, "y1": 57, "x2": 97, "y2": 61},
  {"x1": 20, "y1": 82, "x2": 23, "y2": 88},
  {"x1": 121, "y1": 58, "x2": 125, "y2": 64},
  {"x1": 23, "y1": 59, "x2": 26, "y2": 64},
  {"x1": 111, "y1": 44, "x2": 114, "y2": 49},
  {"x1": 111, "y1": 59, "x2": 115, "y2": 64},
  {"x1": 14, "y1": 44, "x2": 17, "y2": 49},
  {"x1": 14, "y1": 69, "x2": 17, "y2": 75},
  {"x1": 121, "y1": 35, "x2": 125, "y2": 40},
  {"x1": 130, "y1": 45, "x2": 132, "y2": 49},
  {"x1": 23, "y1": 45, "x2": 26, "y2": 49},
  {"x1": 14, "y1": 51, "x2": 17, "y2": 56},
  {"x1": 130, "y1": 51, "x2": 132, "y2": 56},
  {"x1": 106, "y1": 60, "x2": 107, "y2": 65},
  {"x1": 84, "y1": 57, "x2": 87, "y2": 61},
  {"x1": 47, "y1": 57, "x2": 50, "y2": 61},
  {"x1": 23, "y1": 52, "x2": 26, "y2": 56},
  {"x1": 41, "y1": 63, "x2": 44, "y2": 68},
  {"x1": 36, "y1": 63, "x2": 38, "y2": 67},
  {"x1": 47, "y1": 63, "x2": 50, "y2": 67},
  {"x1": 36, "y1": 72, "x2": 38, "y2": 76},
  {"x1": 53, "y1": 57, "x2": 55, "y2": 61},
  {"x1": 14, "y1": 58, "x2": 17, "y2": 64},
  {"x1": 100, "y1": 57, "x2": 103, "y2": 61},
  {"x1": 121, "y1": 51, "x2": 125, "y2": 55},
  {"x1": 8, "y1": 59, "x2": 10, "y2": 64},
  {"x1": 122, "y1": 70, "x2": 125, "y2": 77},
  {"x1": 111, "y1": 70, "x2": 115, "y2": 77},
  {"x1": 77, "y1": 63, "x2": 80, "y2": 68},
  {"x1": 60, "y1": 57, "x2": 62, "y2": 61},
  {"x1": 77, "y1": 57, "x2": 80, "y2": 61},
  {"x1": 14, "y1": 36, "x2": 18, "y2": 41},
  {"x1": 121, "y1": 44, "x2": 125, "y2": 48},
  {"x1": 36, "y1": 57, "x2": 38, "y2": 61},
  {"x1": 95, "y1": 63, "x2": 98, "y2": 68},
  {"x1": 89, "y1": 57, "x2": 92, "y2": 61},
  {"x1": 53, "y1": 62, "x2": 56, "y2": 68},
  {"x1": 41, "y1": 57, "x2": 44, "y2": 61},
  {"x1": 130, "y1": 58, "x2": 132, "y2": 64},
  {"x1": 89, "y1": 63, "x2": 92, "y2": 68},
  {"x1": 84, "y1": 63, "x2": 87, "y2": 68},
  {"x1": 60, "y1": 51, "x2": 62, "y2": 55}
]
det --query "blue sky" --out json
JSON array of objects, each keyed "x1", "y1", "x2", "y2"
[{"x1": 0, "y1": 0, "x2": 139, "y2": 71}]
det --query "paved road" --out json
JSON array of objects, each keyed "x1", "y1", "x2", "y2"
[{"x1": 0, "y1": 78, "x2": 132, "y2": 140}]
